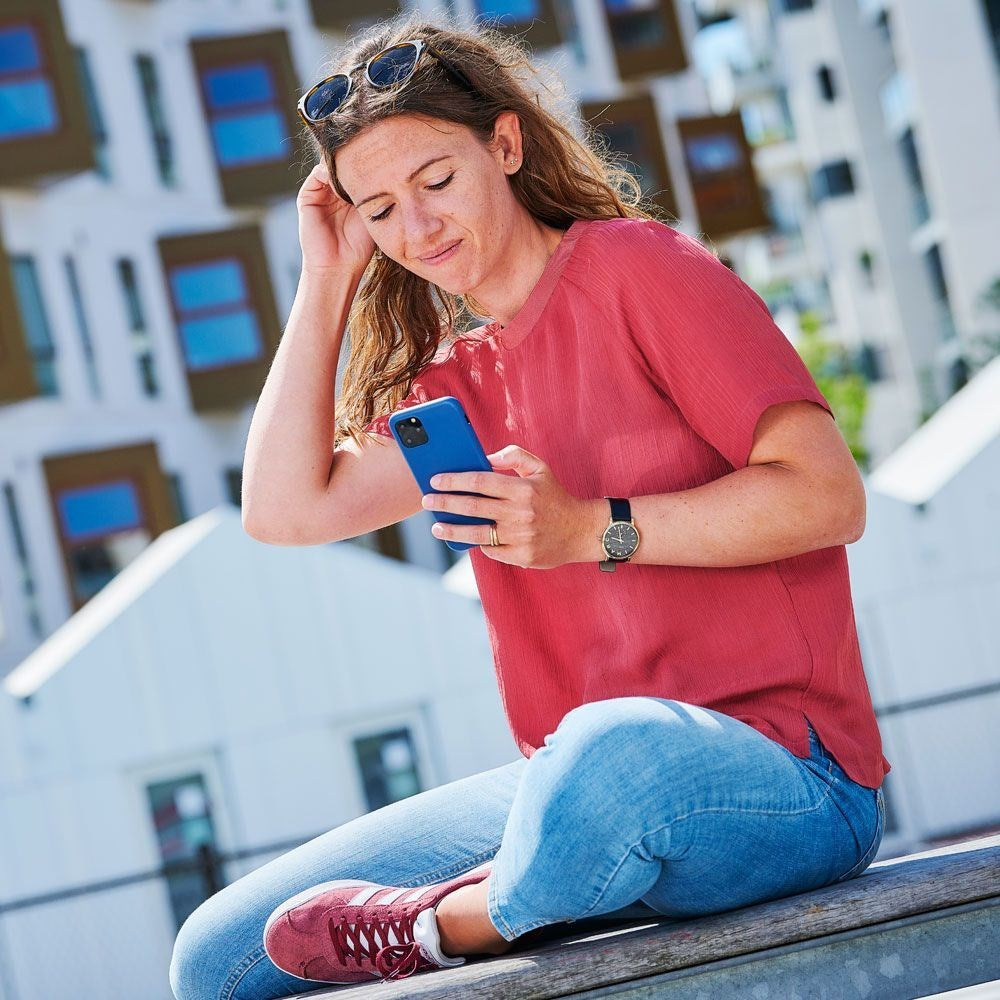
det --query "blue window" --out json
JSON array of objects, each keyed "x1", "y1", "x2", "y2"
[
  {"x1": 474, "y1": 0, "x2": 540, "y2": 24},
  {"x1": 0, "y1": 23, "x2": 59, "y2": 141},
  {"x1": 10, "y1": 255, "x2": 58, "y2": 396},
  {"x1": 604, "y1": 0, "x2": 658, "y2": 13},
  {"x1": 685, "y1": 133, "x2": 743, "y2": 177},
  {"x1": 168, "y1": 257, "x2": 263, "y2": 371},
  {"x1": 200, "y1": 60, "x2": 286, "y2": 167},
  {"x1": 57, "y1": 479, "x2": 143, "y2": 542}
]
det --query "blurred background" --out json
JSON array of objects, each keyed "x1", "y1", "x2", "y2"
[{"x1": 0, "y1": 0, "x2": 997, "y2": 997}]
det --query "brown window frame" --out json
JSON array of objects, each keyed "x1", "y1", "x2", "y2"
[
  {"x1": 472, "y1": 0, "x2": 565, "y2": 52},
  {"x1": 0, "y1": 238, "x2": 38, "y2": 403},
  {"x1": 0, "y1": 0, "x2": 95, "y2": 185},
  {"x1": 189, "y1": 30, "x2": 309, "y2": 206},
  {"x1": 601, "y1": 0, "x2": 688, "y2": 81},
  {"x1": 157, "y1": 225, "x2": 282, "y2": 412},
  {"x1": 307, "y1": 0, "x2": 402, "y2": 33},
  {"x1": 42, "y1": 441, "x2": 176, "y2": 611},
  {"x1": 677, "y1": 111, "x2": 769, "y2": 240},
  {"x1": 578, "y1": 91, "x2": 679, "y2": 221}
]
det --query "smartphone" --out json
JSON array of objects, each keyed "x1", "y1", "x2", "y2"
[{"x1": 388, "y1": 395, "x2": 494, "y2": 552}]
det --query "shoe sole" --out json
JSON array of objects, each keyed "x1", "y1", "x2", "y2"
[{"x1": 262, "y1": 860, "x2": 494, "y2": 980}]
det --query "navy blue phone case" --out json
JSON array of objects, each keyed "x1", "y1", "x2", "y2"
[{"x1": 388, "y1": 395, "x2": 494, "y2": 552}]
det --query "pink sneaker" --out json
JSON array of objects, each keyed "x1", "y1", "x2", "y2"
[{"x1": 263, "y1": 861, "x2": 495, "y2": 984}]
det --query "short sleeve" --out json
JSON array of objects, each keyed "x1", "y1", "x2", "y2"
[
  {"x1": 361, "y1": 355, "x2": 452, "y2": 438},
  {"x1": 617, "y1": 221, "x2": 834, "y2": 469}
]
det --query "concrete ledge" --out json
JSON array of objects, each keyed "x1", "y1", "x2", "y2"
[{"x1": 292, "y1": 835, "x2": 1000, "y2": 999}]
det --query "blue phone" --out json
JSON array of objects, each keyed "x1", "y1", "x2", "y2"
[{"x1": 388, "y1": 395, "x2": 494, "y2": 552}]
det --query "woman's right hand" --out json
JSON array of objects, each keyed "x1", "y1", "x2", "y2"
[{"x1": 296, "y1": 159, "x2": 377, "y2": 280}]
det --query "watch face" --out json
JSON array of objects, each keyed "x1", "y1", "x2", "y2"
[{"x1": 603, "y1": 522, "x2": 638, "y2": 558}]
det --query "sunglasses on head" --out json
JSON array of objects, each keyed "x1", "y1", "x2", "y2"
[{"x1": 297, "y1": 38, "x2": 477, "y2": 126}]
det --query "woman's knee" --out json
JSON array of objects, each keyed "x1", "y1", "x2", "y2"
[{"x1": 169, "y1": 888, "x2": 261, "y2": 1000}]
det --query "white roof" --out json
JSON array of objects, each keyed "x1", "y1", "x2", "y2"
[
  {"x1": 3, "y1": 509, "x2": 225, "y2": 700},
  {"x1": 867, "y1": 355, "x2": 1000, "y2": 506}
]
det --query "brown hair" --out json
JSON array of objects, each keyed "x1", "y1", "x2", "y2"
[{"x1": 300, "y1": 10, "x2": 670, "y2": 449}]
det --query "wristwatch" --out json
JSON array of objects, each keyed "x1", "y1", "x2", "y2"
[{"x1": 599, "y1": 497, "x2": 639, "y2": 572}]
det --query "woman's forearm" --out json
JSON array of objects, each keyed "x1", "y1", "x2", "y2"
[
  {"x1": 241, "y1": 269, "x2": 361, "y2": 536},
  {"x1": 572, "y1": 463, "x2": 865, "y2": 567}
]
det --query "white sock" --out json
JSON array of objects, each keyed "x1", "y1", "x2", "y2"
[{"x1": 413, "y1": 906, "x2": 466, "y2": 967}]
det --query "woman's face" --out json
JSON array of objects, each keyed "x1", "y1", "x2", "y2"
[{"x1": 334, "y1": 112, "x2": 522, "y2": 296}]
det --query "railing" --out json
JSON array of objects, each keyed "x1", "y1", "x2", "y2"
[{"x1": 0, "y1": 833, "x2": 315, "y2": 919}]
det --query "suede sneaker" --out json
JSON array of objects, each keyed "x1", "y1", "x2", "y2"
[{"x1": 263, "y1": 861, "x2": 495, "y2": 984}]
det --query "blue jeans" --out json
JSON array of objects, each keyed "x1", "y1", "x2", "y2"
[{"x1": 170, "y1": 697, "x2": 885, "y2": 999}]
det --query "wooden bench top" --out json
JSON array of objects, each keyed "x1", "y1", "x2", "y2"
[{"x1": 293, "y1": 834, "x2": 1000, "y2": 999}]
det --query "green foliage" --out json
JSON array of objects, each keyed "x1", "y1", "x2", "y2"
[{"x1": 795, "y1": 310, "x2": 870, "y2": 470}]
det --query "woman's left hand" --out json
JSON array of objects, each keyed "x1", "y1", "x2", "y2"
[{"x1": 421, "y1": 444, "x2": 589, "y2": 569}]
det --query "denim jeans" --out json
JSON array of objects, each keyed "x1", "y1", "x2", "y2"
[{"x1": 169, "y1": 697, "x2": 885, "y2": 1000}]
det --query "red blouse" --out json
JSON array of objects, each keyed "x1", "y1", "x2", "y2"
[{"x1": 362, "y1": 217, "x2": 890, "y2": 789}]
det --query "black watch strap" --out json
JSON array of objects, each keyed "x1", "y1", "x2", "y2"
[
  {"x1": 600, "y1": 496, "x2": 632, "y2": 573},
  {"x1": 608, "y1": 497, "x2": 630, "y2": 523}
]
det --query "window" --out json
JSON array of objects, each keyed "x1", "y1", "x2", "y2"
[
  {"x1": 53, "y1": 479, "x2": 151, "y2": 603},
  {"x1": 115, "y1": 258, "x2": 160, "y2": 398},
  {"x1": 601, "y1": 0, "x2": 687, "y2": 79},
  {"x1": 353, "y1": 728, "x2": 422, "y2": 811},
  {"x1": 678, "y1": 112, "x2": 769, "y2": 239},
  {"x1": 778, "y1": 0, "x2": 814, "y2": 11},
  {"x1": 190, "y1": 31, "x2": 308, "y2": 205},
  {"x1": 578, "y1": 92, "x2": 678, "y2": 220},
  {"x1": 858, "y1": 248, "x2": 876, "y2": 288},
  {"x1": 10, "y1": 256, "x2": 58, "y2": 396},
  {"x1": 72, "y1": 47, "x2": 109, "y2": 178},
  {"x1": 63, "y1": 256, "x2": 100, "y2": 398},
  {"x1": 0, "y1": 3, "x2": 95, "y2": 185},
  {"x1": 167, "y1": 473, "x2": 189, "y2": 523},
  {"x1": 817, "y1": 64, "x2": 836, "y2": 101},
  {"x1": 740, "y1": 92, "x2": 795, "y2": 146},
  {"x1": 135, "y1": 54, "x2": 174, "y2": 187},
  {"x1": 223, "y1": 467, "x2": 242, "y2": 507},
  {"x1": 2, "y1": 482, "x2": 44, "y2": 639},
  {"x1": 0, "y1": 21, "x2": 58, "y2": 140},
  {"x1": 811, "y1": 159, "x2": 856, "y2": 201},
  {"x1": 147, "y1": 774, "x2": 221, "y2": 931},
  {"x1": 852, "y1": 342, "x2": 885, "y2": 382},
  {"x1": 898, "y1": 126, "x2": 930, "y2": 226},
  {"x1": 157, "y1": 225, "x2": 282, "y2": 411},
  {"x1": 983, "y1": 0, "x2": 1000, "y2": 70},
  {"x1": 924, "y1": 244, "x2": 951, "y2": 303},
  {"x1": 199, "y1": 60, "x2": 285, "y2": 169},
  {"x1": 924, "y1": 244, "x2": 956, "y2": 342},
  {"x1": 42, "y1": 441, "x2": 176, "y2": 610},
  {"x1": 168, "y1": 258, "x2": 263, "y2": 372}
]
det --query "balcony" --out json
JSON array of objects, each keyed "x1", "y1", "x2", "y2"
[
  {"x1": 0, "y1": 0, "x2": 96, "y2": 186},
  {"x1": 602, "y1": 0, "x2": 688, "y2": 81},
  {"x1": 156, "y1": 224, "x2": 283, "y2": 412},
  {"x1": 307, "y1": 0, "x2": 402, "y2": 33},
  {"x1": 189, "y1": 30, "x2": 310, "y2": 206},
  {"x1": 677, "y1": 111, "x2": 770, "y2": 239}
]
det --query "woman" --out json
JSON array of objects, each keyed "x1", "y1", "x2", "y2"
[{"x1": 170, "y1": 13, "x2": 890, "y2": 999}]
